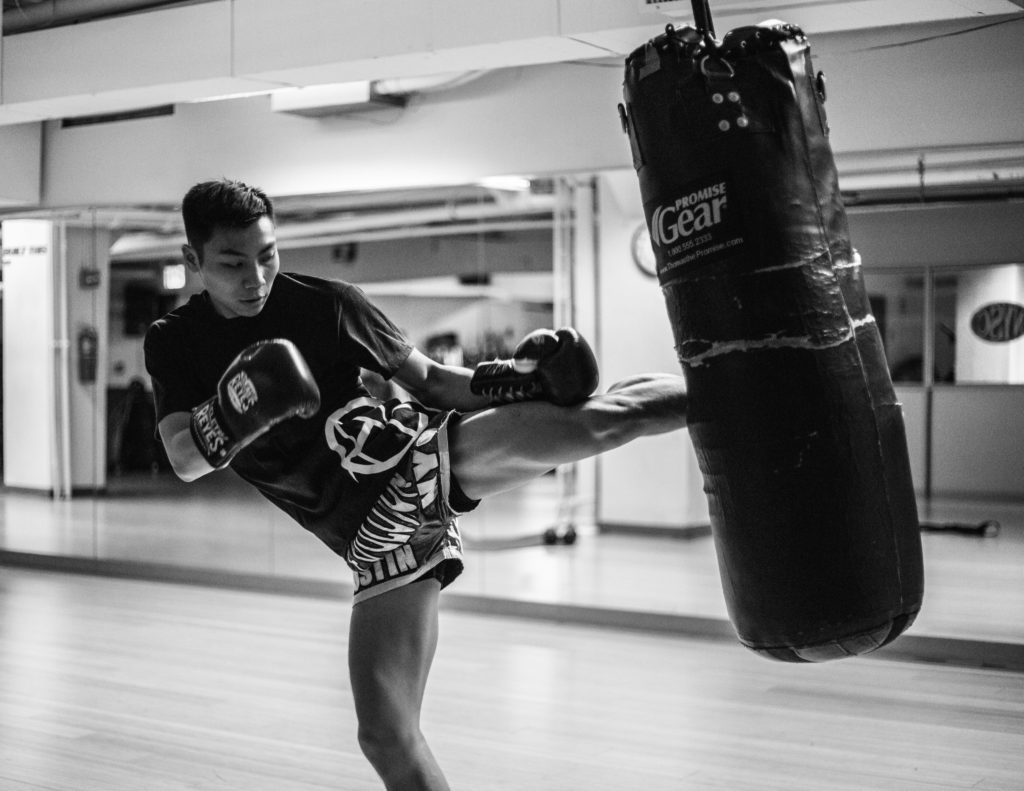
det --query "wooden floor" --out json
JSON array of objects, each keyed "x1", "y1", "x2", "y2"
[{"x1": 1, "y1": 567, "x2": 1022, "y2": 791}]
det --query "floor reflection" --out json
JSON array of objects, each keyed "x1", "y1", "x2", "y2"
[{"x1": 0, "y1": 470, "x2": 1021, "y2": 645}]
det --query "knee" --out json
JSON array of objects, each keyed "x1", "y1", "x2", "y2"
[
  {"x1": 357, "y1": 717, "x2": 421, "y2": 770},
  {"x1": 357, "y1": 718, "x2": 399, "y2": 761}
]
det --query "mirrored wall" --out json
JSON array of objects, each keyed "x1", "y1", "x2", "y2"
[{"x1": 1, "y1": 177, "x2": 1022, "y2": 653}]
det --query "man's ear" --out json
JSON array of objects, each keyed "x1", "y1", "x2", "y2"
[{"x1": 182, "y1": 244, "x2": 200, "y2": 272}]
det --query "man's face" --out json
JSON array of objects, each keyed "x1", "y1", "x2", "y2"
[{"x1": 183, "y1": 215, "x2": 280, "y2": 319}]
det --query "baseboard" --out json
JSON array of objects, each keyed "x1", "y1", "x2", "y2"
[
  {"x1": 598, "y1": 521, "x2": 712, "y2": 539},
  {"x1": 0, "y1": 549, "x2": 351, "y2": 600},
  {"x1": 0, "y1": 485, "x2": 109, "y2": 498}
]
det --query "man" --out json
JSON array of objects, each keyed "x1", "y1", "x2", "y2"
[{"x1": 145, "y1": 179, "x2": 687, "y2": 790}]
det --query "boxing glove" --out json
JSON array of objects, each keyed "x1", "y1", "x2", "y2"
[
  {"x1": 470, "y1": 328, "x2": 599, "y2": 406},
  {"x1": 190, "y1": 338, "x2": 321, "y2": 468}
]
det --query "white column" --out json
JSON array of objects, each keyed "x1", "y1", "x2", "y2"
[
  {"x1": 2, "y1": 219, "x2": 110, "y2": 495},
  {"x1": 2, "y1": 220, "x2": 59, "y2": 492},
  {"x1": 955, "y1": 264, "x2": 1024, "y2": 383},
  {"x1": 593, "y1": 171, "x2": 708, "y2": 531},
  {"x1": 552, "y1": 177, "x2": 601, "y2": 529}
]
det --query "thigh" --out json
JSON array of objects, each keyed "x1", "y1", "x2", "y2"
[{"x1": 348, "y1": 578, "x2": 442, "y2": 731}]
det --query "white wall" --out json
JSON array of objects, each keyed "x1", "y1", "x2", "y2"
[
  {"x1": 848, "y1": 202, "x2": 1024, "y2": 269},
  {"x1": 1, "y1": 220, "x2": 57, "y2": 490},
  {"x1": 931, "y1": 386, "x2": 1024, "y2": 498},
  {"x1": 593, "y1": 171, "x2": 709, "y2": 530},
  {"x1": 0, "y1": 123, "x2": 42, "y2": 206},
  {"x1": 38, "y1": 63, "x2": 630, "y2": 207},
  {"x1": 955, "y1": 265, "x2": 1024, "y2": 384},
  {"x1": 1, "y1": 221, "x2": 109, "y2": 492},
  {"x1": 811, "y1": 19, "x2": 1024, "y2": 155}
]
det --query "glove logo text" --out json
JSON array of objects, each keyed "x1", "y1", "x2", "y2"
[
  {"x1": 193, "y1": 401, "x2": 229, "y2": 455},
  {"x1": 226, "y1": 371, "x2": 259, "y2": 414}
]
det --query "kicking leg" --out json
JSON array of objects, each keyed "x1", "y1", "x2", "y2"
[
  {"x1": 450, "y1": 372, "x2": 687, "y2": 501},
  {"x1": 349, "y1": 578, "x2": 450, "y2": 791}
]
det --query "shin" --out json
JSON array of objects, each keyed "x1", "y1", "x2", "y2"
[{"x1": 451, "y1": 373, "x2": 687, "y2": 501}]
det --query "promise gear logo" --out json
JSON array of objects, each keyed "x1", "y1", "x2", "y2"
[
  {"x1": 650, "y1": 181, "x2": 729, "y2": 248},
  {"x1": 645, "y1": 175, "x2": 745, "y2": 278}
]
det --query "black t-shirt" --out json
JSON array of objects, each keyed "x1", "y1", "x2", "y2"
[{"x1": 144, "y1": 273, "x2": 414, "y2": 556}]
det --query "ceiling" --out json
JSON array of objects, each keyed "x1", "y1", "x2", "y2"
[
  {"x1": 4, "y1": 0, "x2": 1023, "y2": 36},
  {"x1": 2, "y1": 0, "x2": 1022, "y2": 254},
  {"x1": 4, "y1": 0, "x2": 1022, "y2": 125}
]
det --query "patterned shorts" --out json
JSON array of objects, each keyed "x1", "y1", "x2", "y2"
[{"x1": 344, "y1": 406, "x2": 472, "y2": 605}]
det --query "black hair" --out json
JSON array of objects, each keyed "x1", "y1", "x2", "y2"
[{"x1": 181, "y1": 179, "x2": 275, "y2": 257}]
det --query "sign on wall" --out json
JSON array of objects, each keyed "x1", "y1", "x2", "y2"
[{"x1": 970, "y1": 302, "x2": 1024, "y2": 343}]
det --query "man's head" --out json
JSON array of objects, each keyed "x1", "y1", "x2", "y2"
[
  {"x1": 181, "y1": 179, "x2": 275, "y2": 256},
  {"x1": 180, "y1": 179, "x2": 280, "y2": 319}
]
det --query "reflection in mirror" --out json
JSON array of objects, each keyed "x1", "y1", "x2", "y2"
[
  {"x1": 102, "y1": 182, "x2": 562, "y2": 579},
  {"x1": 864, "y1": 271, "x2": 926, "y2": 384},
  {"x1": 941, "y1": 264, "x2": 1024, "y2": 384},
  {"x1": 862, "y1": 264, "x2": 1024, "y2": 646},
  {"x1": 1, "y1": 181, "x2": 1021, "y2": 659}
]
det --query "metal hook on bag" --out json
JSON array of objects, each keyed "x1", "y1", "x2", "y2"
[{"x1": 700, "y1": 54, "x2": 735, "y2": 80}]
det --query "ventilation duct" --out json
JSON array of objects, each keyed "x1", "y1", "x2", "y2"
[
  {"x1": 1, "y1": 0, "x2": 207, "y2": 35},
  {"x1": 270, "y1": 81, "x2": 408, "y2": 117},
  {"x1": 270, "y1": 72, "x2": 483, "y2": 117}
]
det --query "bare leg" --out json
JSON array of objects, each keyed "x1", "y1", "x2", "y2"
[
  {"x1": 349, "y1": 578, "x2": 450, "y2": 791},
  {"x1": 451, "y1": 372, "x2": 687, "y2": 501}
]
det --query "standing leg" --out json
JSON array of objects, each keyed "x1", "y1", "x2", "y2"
[
  {"x1": 349, "y1": 577, "x2": 450, "y2": 791},
  {"x1": 451, "y1": 372, "x2": 687, "y2": 501}
]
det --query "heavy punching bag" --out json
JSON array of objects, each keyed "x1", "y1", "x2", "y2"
[{"x1": 619, "y1": 7, "x2": 924, "y2": 661}]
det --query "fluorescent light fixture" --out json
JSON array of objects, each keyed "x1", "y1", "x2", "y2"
[
  {"x1": 478, "y1": 176, "x2": 532, "y2": 192},
  {"x1": 271, "y1": 81, "x2": 381, "y2": 115},
  {"x1": 191, "y1": 89, "x2": 276, "y2": 104}
]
